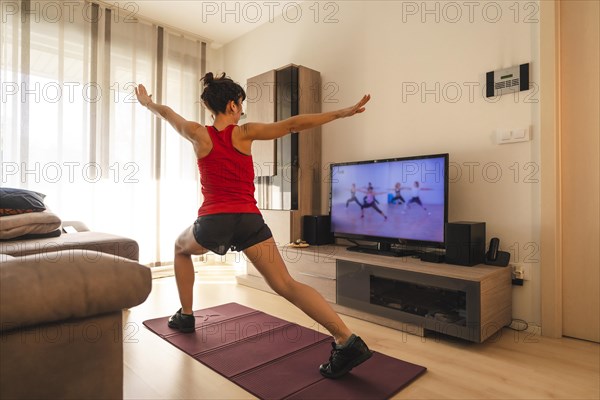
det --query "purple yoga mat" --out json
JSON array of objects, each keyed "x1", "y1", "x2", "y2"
[{"x1": 143, "y1": 303, "x2": 426, "y2": 400}]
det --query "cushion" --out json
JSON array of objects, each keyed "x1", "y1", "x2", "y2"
[
  {"x1": 0, "y1": 188, "x2": 46, "y2": 216},
  {"x1": 0, "y1": 249, "x2": 152, "y2": 331},
  {"x1": 0, "y1": 231, "x2": 139, "y2": 261},
  {"x1": 0, "y1": 229, "x2": 62, "y2": 242},
  {"x1": 0, "y1": 211, "x2": 61, "y2": 240}
]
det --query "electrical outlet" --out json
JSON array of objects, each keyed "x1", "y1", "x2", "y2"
[
  {"x1": 511, "y1": 264, "x2": 524, "y2": 280},
  {"x1": 513, "y1": 263, "x2": 532, "y2": 281},
  {"x1": 510, "y1": 264, "x2": 525, "y2": 286}
]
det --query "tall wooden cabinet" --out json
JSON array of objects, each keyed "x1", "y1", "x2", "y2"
[{"x1": 246, "y1": 65, "x2": 322, "y2": 242}]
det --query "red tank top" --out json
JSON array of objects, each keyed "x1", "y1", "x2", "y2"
[{"x1": 197, "y1": 125, "x2": 260, "y2": 216}]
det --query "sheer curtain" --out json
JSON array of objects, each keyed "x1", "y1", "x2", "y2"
[
  {"x1": 158, "y1": 31, "x2": 203, "y2": 263},
  {"x1": 1, "y1": 0, "x2": 92, "y2": 219},
  {"x1": 0, "y1": 1, "x2": 205, "y2": 264}
]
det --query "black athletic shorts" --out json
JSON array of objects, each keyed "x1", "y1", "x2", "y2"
[{"x1": 192, "y1": 213, "x2": 273, "y2": 256}]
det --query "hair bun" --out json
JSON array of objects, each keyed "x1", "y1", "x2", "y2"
[
  {"x1": 201, "y1": 72, "x2": 229, "y2": 87},
  {"x1": 202, "y1": 72, "x2": 214, "y2": 86}
]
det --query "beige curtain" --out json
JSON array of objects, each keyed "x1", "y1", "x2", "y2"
[{"x1": 0, "y1": 1, "x2": 205, "y2": 264}]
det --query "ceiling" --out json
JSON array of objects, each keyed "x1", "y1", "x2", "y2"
[{"x1": 111, "y1": 1, "x2": 303, "y2": 48}]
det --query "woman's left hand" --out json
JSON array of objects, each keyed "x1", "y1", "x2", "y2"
[{"x1": 339, "y1": 94, "x2": 371, "y2": 118}]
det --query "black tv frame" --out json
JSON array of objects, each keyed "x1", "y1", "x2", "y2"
[{"x1": 328, "y1": 153, "x2": 449, "y2": 257}]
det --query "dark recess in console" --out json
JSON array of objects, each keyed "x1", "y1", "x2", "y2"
[{"x1": 370, "y1": 276, "x2": 467, "y2": 326}]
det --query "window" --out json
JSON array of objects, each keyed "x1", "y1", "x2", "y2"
[{"x1": 1, "y1": 1, "x2": 205, "y2": 264}]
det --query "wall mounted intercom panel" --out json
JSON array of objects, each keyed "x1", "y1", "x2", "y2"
[{"x1": 486, "y1": 63, "x2": 530, "y2": 97}]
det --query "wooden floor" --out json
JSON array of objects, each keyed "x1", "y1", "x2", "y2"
[{"x1": 124, "y1": 275, "x2": 600, "y2": 399}]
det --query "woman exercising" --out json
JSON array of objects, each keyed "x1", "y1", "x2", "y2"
[
  {"x1": 406, "y1": 181, "x2": 431, "y2": 214},
  {"x1": 360, "y1": 186, "x2": 388, "y2": 220},
  {"x1": 135, "y1": 73, "x2": 372, "y2": 379},
  {"x1": 345, "y1": 183, "x2": 362, "y2": 208},
  {"x1": 390, "y1": 182, "x2": 406, "y2": 205}
]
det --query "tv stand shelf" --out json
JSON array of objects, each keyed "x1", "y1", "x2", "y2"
[
  {"x1": 237, "y1": 244, "x2": 512, "y2": 343},
  {"x1": 346, "y1": 245, "x2": 418, "y2": 258}
]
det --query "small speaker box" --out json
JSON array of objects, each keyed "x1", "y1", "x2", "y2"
[
  {"x1": 302, "y1": 215, "x2": 334, "y2": 245},
  {"x1": 445, "y1": 221, "x2": 486, "y2": 266}
]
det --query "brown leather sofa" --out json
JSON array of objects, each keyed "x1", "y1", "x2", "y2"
[{"x1": 0, "y1": 222, "x2": 152, "y2": 399}]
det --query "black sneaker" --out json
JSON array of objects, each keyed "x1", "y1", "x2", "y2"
[
  {"x1": 319, "y1": 334, "x2": 373, "y2": 379},
  {"x1": 167, "y1": 308, "x2": 196, "y2": 333}
]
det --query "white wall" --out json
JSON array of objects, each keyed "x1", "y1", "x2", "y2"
[{"x1": 217, "y1": 1, "x2": 542, "y2": 325}]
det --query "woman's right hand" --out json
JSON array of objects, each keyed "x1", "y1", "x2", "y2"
[{"x1": 135, "y1": 84, "x2": 153, "y2": 107}]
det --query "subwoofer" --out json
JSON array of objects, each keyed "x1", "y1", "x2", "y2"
[
  {"x1": 302, "y1": 215, "x2": 334, "y2": 245},
  {"x1": 445, "y1": 221, "x2": 486, "y2": 266}
]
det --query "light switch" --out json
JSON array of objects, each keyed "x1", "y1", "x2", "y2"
[
  {"x1": 496, "y1": 127, "x2": 530, "y2": 144},
  {"x1": 496, "y1": 130, "x2": 511, "y2": 144},
  {"x1": 512, "y1": 128, "x2": 528, "y2": 139}
]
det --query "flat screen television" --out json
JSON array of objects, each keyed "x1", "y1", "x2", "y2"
[{"x1": 329, "y1": 153, "x2": 449, "y2": 257}]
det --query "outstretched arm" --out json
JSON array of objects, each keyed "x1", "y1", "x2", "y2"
[
  {"x1": 240, "y1": 94, "x2": 371, "y2": 141},
  {"x1": 135, "y1": 84, "x2": 202, "y2": 144}
]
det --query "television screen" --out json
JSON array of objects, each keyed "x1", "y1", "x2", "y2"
[{"x1": 330, "y1": 154, "x2": 448, "y2": 248}]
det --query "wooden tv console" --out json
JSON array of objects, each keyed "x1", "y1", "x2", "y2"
[{"x1": 236, "y1": 244, "x2": 512, "y2": 343}]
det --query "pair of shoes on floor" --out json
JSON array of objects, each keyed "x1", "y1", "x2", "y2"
[
  {"x1": 168, "y1": 308, "x2": 195, "y2": 333},
  {"x1": 167, "y1": 311, "x2": 371, "y2": 379},
  {"x1": 320, "y1": 334, "x2": 373, "y2": 379}
]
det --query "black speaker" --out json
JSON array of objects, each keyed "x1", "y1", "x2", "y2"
[
  {"x1": 302, "y1": 215, "x2": 334, "y2": 245},
  {"x1": 445, "y1": 221, "x2": 486, "y2": 266}
]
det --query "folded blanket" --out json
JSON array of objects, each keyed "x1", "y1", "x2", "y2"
[{"x1": 0, "y1": 211, "x2": 62, "y2": 240}]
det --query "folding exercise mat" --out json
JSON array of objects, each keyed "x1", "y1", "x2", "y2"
[{"x1": 143, "y1": 303, "x2": 426, "y2": 399}]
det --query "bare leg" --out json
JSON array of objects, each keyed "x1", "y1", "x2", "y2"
[
  {"x1": 243, "y1": 237, "x2": 353, "y2": 345},
  {"x1": 174, "y1": 225, "x2": 209, "y2": 314}
]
